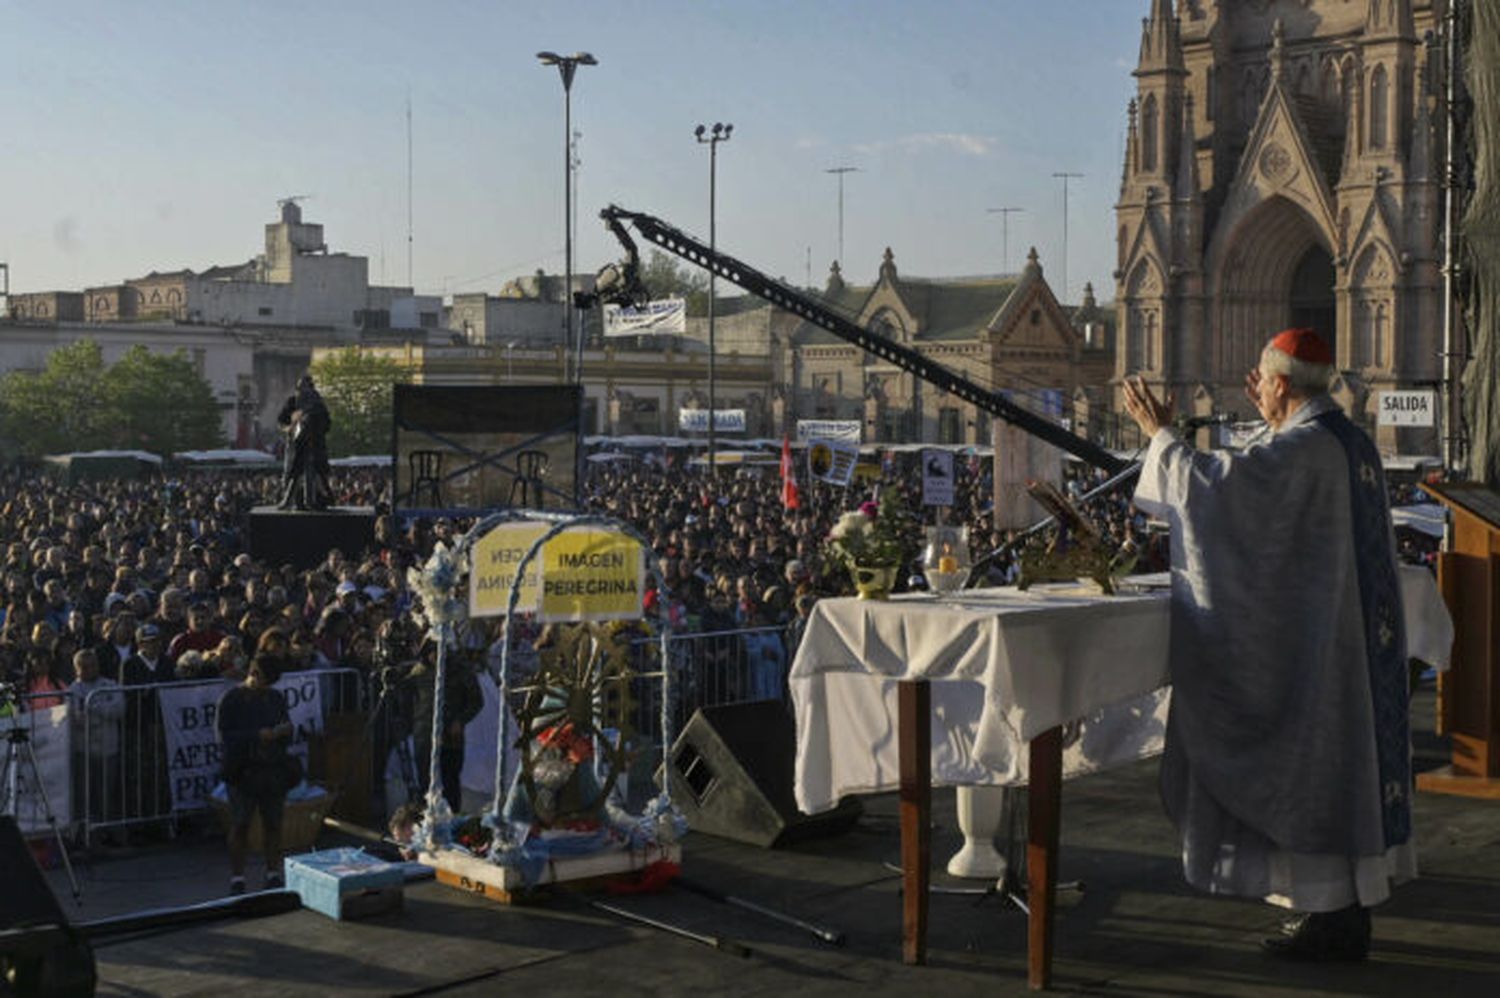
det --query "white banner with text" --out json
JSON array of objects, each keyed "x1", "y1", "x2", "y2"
[
  {"x1": 603, "y1": 297, "x2": 688, "y2": 337},
  {"x1": 156, "y1": 674, "x2": 324, "y2": 812}
]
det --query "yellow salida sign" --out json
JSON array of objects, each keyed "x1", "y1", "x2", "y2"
[{"x1": 469, "y1": 522, "x2": 644, "y2": 622}]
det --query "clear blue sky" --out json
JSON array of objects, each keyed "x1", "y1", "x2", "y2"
[{"x1": 2, "y1": 0, "x2": 1148, "y2": 305}]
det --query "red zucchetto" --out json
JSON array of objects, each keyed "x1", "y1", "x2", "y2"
[{"x1": 1268, "y1": 327, "x2": 1334, "y2": 366}]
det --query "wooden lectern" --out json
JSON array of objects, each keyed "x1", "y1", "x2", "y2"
[{"x1": 1417, "y1": 483, "x2": 1500, "y2": 798}]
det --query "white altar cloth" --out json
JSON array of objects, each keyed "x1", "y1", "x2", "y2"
[{"x1": 792, "y1": 567, "x2": 1452, "y2": 815}]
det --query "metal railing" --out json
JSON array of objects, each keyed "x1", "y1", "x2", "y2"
[
  {"x1": 4, "y1": 627, "x2": 796, "y2": 842},
  {"x1": 627, "y1": 624, "x2": 795, "y2": 746},
  {"x1": 0, "y1": 669, "x2": 368, "y2": 844}
]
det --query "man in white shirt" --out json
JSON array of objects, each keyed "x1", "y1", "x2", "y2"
[
  {"x1": 69, "y1": 649, "x2": 125, "y2": 841},
  {"x1": 1122, "y1": 328, "x2": 1413, "y2": 961}
]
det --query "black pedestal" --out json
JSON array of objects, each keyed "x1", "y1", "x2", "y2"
[{"x1": 247, "y1": 506, "x2": 376, "y2": 571}]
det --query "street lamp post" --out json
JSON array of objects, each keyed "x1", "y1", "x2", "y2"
[
  {"x1": 696, "y1": 122, "x2": 732, "y2": 471},
  {"x1": 537, "y1": 51, "x2": 596, "y2": 385}
]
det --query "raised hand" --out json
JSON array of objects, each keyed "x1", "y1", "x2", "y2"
[{"x1": 1122, "y1": 376, "x2": 1174, "y2": 437}]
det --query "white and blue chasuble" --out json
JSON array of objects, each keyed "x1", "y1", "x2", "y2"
[{"x1": 1134, "y1": 394, "x2": 1415, "y2": 912}]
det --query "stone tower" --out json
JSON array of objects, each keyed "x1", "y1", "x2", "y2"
[{"x1": 1114, "y1": 0, "x2": 1447, "y2": 448}]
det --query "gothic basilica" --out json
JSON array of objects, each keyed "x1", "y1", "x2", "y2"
[{"x1": 1115, "y1": 0, "x2": 1448, "y2": 447}]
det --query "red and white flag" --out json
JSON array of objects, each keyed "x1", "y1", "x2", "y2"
[{"x1": 780, "y1": 433, "x2": 800, "y2": 510}]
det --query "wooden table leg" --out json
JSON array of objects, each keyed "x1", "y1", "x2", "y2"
[
  {"x1": 1027, "y1": 725, "x2": 1062, "y2": 990},
  {"x1": 898, "y1": 679, "x2": 931, "y2": 966}
]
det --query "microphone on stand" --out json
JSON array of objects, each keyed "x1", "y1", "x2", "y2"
[{"x1": 1175, "y1": 413, "x2": 1233, "y2": 430}]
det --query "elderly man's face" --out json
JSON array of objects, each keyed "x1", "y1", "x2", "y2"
[{"x1": 1254, "y1": 356, "x2": 1294, "y2": 429}]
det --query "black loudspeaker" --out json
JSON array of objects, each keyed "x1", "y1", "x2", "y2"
[
  {"x1": 664, "y1": 701, "x2": 862, "y2": 848},
  {"x1": 0, "y1": 816, "x2": 96, "y2": 998}
]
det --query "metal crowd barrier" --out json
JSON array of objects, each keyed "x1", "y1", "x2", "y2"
[
  {"x1": 5, "y1": 628, "x2": 795, "y2": 842},
  {"x1": 625, "y1": 624, "x2": 795, "y2": 749},
  {"x1": 66, "y1": 668, "x2": 367, "y2": 844}
]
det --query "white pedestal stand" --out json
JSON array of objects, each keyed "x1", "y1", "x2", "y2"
[{"x1": 946, "y1": 785, "x2": 1011, "y2": 878}]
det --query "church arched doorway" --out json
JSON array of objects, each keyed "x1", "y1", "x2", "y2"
[
  {"x1": 1214, "y1": 195, "x2": 1335, "y2": 382},
  {"x1": 1288, "y1": 245, "x2": 1336, "y2": 345}
]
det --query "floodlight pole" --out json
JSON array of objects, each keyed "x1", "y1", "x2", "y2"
[
  {"x1": 537, "y1": 51, "x2": 596, "y2": 387},
  {"x1": 697, "y1": 122, "x2": 733, "y2": 471}
]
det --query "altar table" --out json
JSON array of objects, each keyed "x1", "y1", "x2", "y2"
[{"x1": 789, "y1": 567, "x2": 1451, "y2": 990}]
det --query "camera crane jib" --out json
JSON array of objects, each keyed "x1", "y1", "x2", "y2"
[{"x1": 595, "y1": 205, "x2": 1128, "y2": 476}]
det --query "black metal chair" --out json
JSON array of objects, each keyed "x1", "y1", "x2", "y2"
[
  {"x1": 509, "y1": 449, "x2": 548, "y2": 508},
  {"x1": 408, "y1": 450, "x2": 444, "y2": 507}
]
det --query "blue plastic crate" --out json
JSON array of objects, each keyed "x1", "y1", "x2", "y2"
[{"x1": 284, "y1": 847, "x2": 404, "y2": 921}]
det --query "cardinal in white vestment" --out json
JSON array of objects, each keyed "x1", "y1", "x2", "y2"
[{"x1": 1122, "y1": 328, "x2": 1414, "y2": 962}]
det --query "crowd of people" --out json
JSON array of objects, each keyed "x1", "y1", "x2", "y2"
[
  {"x1": 0, "y1": 444, "x2": 1439, "y2": 855},
  {"x1": 0, "y1": 451, "x2": 1440, "y2": 710}
]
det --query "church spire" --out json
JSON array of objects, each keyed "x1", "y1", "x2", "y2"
[
  {"x1": 1268, "y1": 18, "x2": 1287, "y2": 85},
  {"x1": 1137, "y1": 0, "x2": 1185, "y2": 74}
]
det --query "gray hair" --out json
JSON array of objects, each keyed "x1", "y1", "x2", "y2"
[{"x1": 1260, "y1": 343, "x2": 1333, "y2": 396}]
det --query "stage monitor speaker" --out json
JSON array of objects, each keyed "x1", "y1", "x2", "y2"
[
  {"x1": 0, "y1": 816, "x2": 96, "y2": 998},
  {"x1": 664, "y1": 701, "x2": 862, "y2": 848}
]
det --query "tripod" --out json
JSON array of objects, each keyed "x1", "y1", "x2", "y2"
[
  {"x1": 330, "y1": 663, "x2": 420, "y2": 824},
  {"x1": 1, "y1": 718, "x2": 83, "y2": 904}
]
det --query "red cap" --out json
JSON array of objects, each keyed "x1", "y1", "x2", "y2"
[{"x1": 1269, "y1": 328, "x2": 1333, "y2": 366}]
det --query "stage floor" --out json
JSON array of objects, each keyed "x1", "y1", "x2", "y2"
[{"x1": 75, "y1": 689, "x2": 1500, "y2": 996}]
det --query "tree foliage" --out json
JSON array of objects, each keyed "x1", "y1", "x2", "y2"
[
  {"x1": 641, "y1": 250, "x2": 708, "y2": 314},
  {"x1": 103, "y1": 346, "x2": 225, "y2": 455},
  {"x1": 0, "y1": 340, "x2": 223, "y2": 458},
  {"x1": 308, "y1": 348, "x2": 411, "y2": 457}
]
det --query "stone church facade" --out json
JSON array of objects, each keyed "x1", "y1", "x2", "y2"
[
  {"x1": 785, "y1": 248, "x2": 1112, "y2": 446},
  {"x1": 1115, "y1": 0, "x2": 1446, "y2": 448}
]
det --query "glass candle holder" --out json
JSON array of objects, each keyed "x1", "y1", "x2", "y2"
[{"x1": 922, "y1": 525, "x2": 971, "y2": 595}]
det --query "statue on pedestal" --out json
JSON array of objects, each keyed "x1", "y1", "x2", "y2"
[{"x1": 277, "y1": 374, "x2": 331, "y2": 510}]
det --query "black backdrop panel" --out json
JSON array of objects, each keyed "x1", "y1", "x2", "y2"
[{"x1": 392, "y1": 384, "x2": 580, "y2": 513}]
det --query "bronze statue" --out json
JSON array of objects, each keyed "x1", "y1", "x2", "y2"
[{"x1": 276, "y1": 374, "x2": 331, "y2": 510}]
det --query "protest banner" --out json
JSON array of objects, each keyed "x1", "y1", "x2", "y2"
[{"x1": 157, "y1": 674, "x2": 324, "y2": 812}]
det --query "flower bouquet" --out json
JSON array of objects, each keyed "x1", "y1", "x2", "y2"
[{"x1": 827, "y1": 488, "x2": 915, "y2": 599}]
